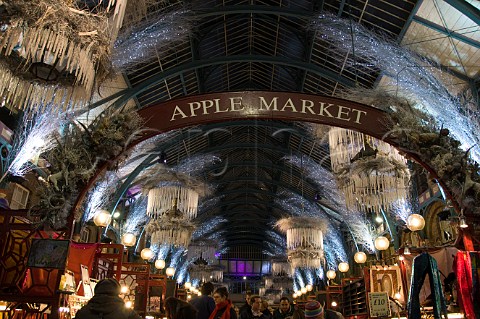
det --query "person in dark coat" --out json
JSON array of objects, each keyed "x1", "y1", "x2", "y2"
[
  {"x1": 190, "y1": 282, "x2": 216, "y2": 319},
  {"x1": 165, "y1": 296, "x2": 198, "y2": 319},
  {"x1": 273, "y1": 297, "x2": 294, "y2": 319},
  {"x1": 239, "y1": 292, "x2": 252, "y2": 318},
  {"x1": 209, "y1": 287, "x2": 237, "y2": 319},
  {"x1": 75, "y1": 278, "x2": 141, "y2": 319}
]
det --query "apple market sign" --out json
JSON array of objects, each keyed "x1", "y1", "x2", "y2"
[{"x1": 138, "y1": 91, "x2": 390, "y2": 141}]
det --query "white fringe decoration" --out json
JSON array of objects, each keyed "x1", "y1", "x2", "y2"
[
  {"x1": 286, "y1": 227, "x2": 323, "y2": 251},
  {"x1": 328, "y1": 127, "x2": 410, "y2": 213},
  {"x1": 147, "y1": 186, "x2": 199, "y2": 220},
  {"x1": 0, "y1": 63, "x2": 87, "y2": 111},
  {"x1": 187, "y1": 241, "x2": 217, "y2": 263},
  {"x1": 277, "y1": 217, "x2": 325, "y2": 269},
  {"x1": 211, "y1": 269, "x2": 223, "y2": 282},
  {"x1": 288, "y1": 249, "x2": 324, "y2": 269},
  {"x1": 1, "y1": 25, "x2": 97, "y2": 92},
  {"x1": 272, "y1": 261, "x2": 292, "y2": 277},
  {"x1": 264, "y1": 276, "x2": 292, "y2": 289},
  {"x1": 146, "y1": 218, "x2": 195, "y2": 248}
]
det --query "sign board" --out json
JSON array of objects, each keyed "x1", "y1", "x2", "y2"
[{"x1": 368, "y1": 292, "x2": 391, "y2": 317}]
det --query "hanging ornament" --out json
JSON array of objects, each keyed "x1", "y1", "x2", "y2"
[
  {"x1": 147, "y1": 186, "x2": 199, "y2": 220},
  {"x1": 276, "y1": 217, "x2": 326, "y2": 269},
  {"x1": 271, "y1": 259, "x2": 292, "y2": 277},
  {"x1": 328, "y1": 127, "x2": 410, "y2": 213},
  {"x1": 187, "y1": 240, "x2": 217, "y2": 263},
  {"x1": 145, "y1": 198, "x2": 196, "y2": 248}
]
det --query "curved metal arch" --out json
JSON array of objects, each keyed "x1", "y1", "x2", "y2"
[{"x1": 110, "y1": 55, "x2": 356, "y2": 108}]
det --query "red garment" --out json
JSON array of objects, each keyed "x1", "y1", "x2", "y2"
[
  {"x1": 455, "y1": 252, "x2": 475, "y2": 319},
  {"x1": 209, "y1": 300, "x2": 232, "y2": 319}
]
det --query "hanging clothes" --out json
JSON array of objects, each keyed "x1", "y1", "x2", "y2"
[
  {"x1": 407, "y1": 252, "x2": 448, "y2": 319},
  {"x1": 455, "y1": 251, "x2": 480, "y2": 319}
]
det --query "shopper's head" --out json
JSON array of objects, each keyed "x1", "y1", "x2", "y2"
[
  {"x1": 250, "y1": 295, "x2": 262, "y2": 312},
  {"x1": 213, "y1": 287, "x2": 229, "y2": 304},
  {"x1": 279, "y1": 297, "x2": 291, "y2": 313},
  {"x1": 201, "y1": 282, "x2": 215, "y2": 295},
  {"x1": 94, "y1": 278, "x2": 121, "y2": 296},
  {"x1": 304, "y1": 301, "x2": 324, "y2": 319}
]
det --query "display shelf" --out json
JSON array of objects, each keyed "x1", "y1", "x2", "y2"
[{"x1": 341, "y1": 277, "x2": 367, "y2": 317}]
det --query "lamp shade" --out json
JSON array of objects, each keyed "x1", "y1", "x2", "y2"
[
  {"x1": 121, "y1": 233, "x2": 136, "y2": 247},
  {"x1": 406, "y1": 214, "x2": 425, "y2": 231},
  {"x1": 326, "y1": 270, "x2": 336, "y2": 280},
  {"x1": 338, "y1": 262, "x2": 350, "y2": 273},
  {"x1": 140, "y1": 248, "x2": 154, "y2": 260},
  {"x1": 166, "y1": 267, "x2": 176, "y2": 277},
  {"x1": 354, "y1": 251, "x2": 367, "y2": 264},
  {"x1": 374, "y1": 236, "x2": 390, "y2": 251},
  {"x1": 93, "y1": 209, "x2": 111, "y2": 227},
  {"x1": 155, "y1": 259, "x2": 166, "y2": 270}
]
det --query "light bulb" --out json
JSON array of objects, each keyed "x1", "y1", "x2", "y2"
[
  {"x1": 120, "y1": 286, "x2": 129, "y2": 294},
  {"x1": 301, "y1": 287, "x2": 307, "y2": 294},
  {"x1": 93, "y1": 209, "x2": 111, "y2": 227},
  {"x1": 166, "y1": 267, "x2": 175, "y2": 277},
  {"x1": 406, "y1": 214, "x2": 425, "y2": 231},
  {"x1": 121, "y1": 233, "x2": 136, "y2": 247},
  {"x1": 354, "y1": 251, "x2": 367, "y2": 264},
  {"x1": 306, "y1": 284, "x2": 313, "y2": 292},
  {"x1": 185, "y1": 282, "x2": 192, "y2": 289},
  {"x1": 326, "y1": 270, "x2": 336, "y2": 280},
  {"x1": 338, "y1": 262, "x2": 349, "y2": 273},
  {"x1": 140, "y1": 248, "x2": 153, "y2": 260},
  {"x1": 375, "y1": 213, "x2": 383, "y2": 224},
  {"x1": 155, "y1": 259, "x2": 166, "y2": 270},
  {"x1": 374, "y1": 236, "x2": 390, "y2": 251}
]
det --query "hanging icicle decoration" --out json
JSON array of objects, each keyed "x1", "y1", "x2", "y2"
[
  {"x1": 187, "y1": 240, "x2": 217, "y2": 263},
  {"x1": 272, "y1": 260, "x2": 292, "y2": 277},
  {"x1": 328, "y1": 127, "x2": 410, "y2": 213},
  {"x1": 147, "y1": 186, "x2": 199, "y2": 220},
  {"x1": 146, "y1": 218, "x2": 195, "y2": 249},
  {"x1": 277, "y1": 217, "x2": 327, "y2": 269}
]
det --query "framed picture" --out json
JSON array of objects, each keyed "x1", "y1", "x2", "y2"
[{"x1": 27, "y1": 239, "x2": 69, "y2": 269}]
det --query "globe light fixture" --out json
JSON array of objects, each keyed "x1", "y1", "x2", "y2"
[
  {"x1": 155, "y1": 259, "x2": 166, "y2": 270},
  {"x1": 306, "y1": 284, "x2": 313, "y2": 292},
  {"x1": 140, "y1": 248, "x2": 154, "y2": 261},
  {"x1": 301, "y1": 287, "x2": 307, "y2": 294},
  {"x1": 354, "y1": 251, "x2": 367, "y2": 264},
  {"x1": 120, "y1": 285, "x2": 129, "y2": 294},
  {"x1": 184, "y1": 282, "x2": 192, "y2": 290},
  {"x1": 406, "y1": 214, "x2": 425, "y2": 231},
  {"x1": 293, "y1": 293, "x2": 298, "y2": 299},
  {"x1": 374, "y1": 236, "x2": 390, "y2": 251},
  {"x1": 125, "y1": 301, "x2": 133, "y2": 308},
  {"x1": 93, "y1": 209, "x2": 111, "y2": 227},
  {"x1": 326, "y1": 270, "x2": 336, "y2": 280},
  {"x1": 121, "y1": 233, "x2": 136, "y2": 247},
  {"x1": 338, "y1": 262, "x2": 349, "y2": 273},
  {"x1": 166, "y1": 267, "x2": 176, "y2": 277}
]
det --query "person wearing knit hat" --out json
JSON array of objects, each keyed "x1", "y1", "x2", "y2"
[
  {"x1": 75, "y1": 278, "x2": 141, "y2": 319},
  {"x1": 304, "y1": 301, "x2": 324, "y2": 319}
]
